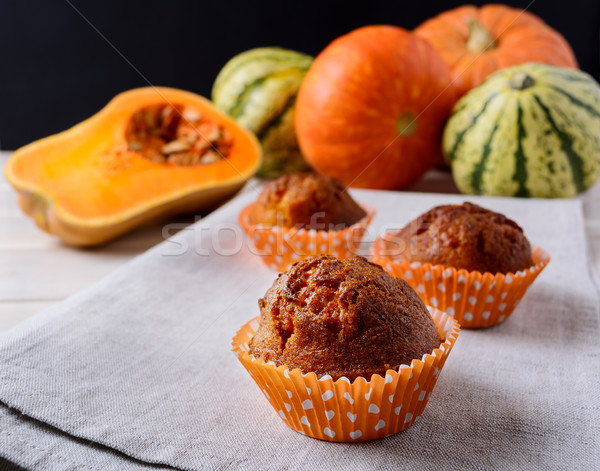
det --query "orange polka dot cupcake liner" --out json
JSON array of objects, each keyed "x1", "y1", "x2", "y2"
[
  {"x1": 232, "y1": 309, "x2": 460, "y2": 442},
  {"x1": 238, "y1": 203, "x2": 376, "y2": 272},
  {"x1": 370, "y1": 240, "x2": 550, "y2": 329}
]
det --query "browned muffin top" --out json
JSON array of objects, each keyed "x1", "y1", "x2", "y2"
[
  {"x1": 249, "y1": 255, "x2": 442, "y2": 382},
  {"x1": 250, "y1": 172, "x2": 366, "y2": 229},
  {"x1": 394, "y1": 202, "x2": 533, "y2": 274}
]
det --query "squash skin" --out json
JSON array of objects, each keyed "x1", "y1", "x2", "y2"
[
  {"x1": 444, "y1": 64, "x2": 600, "y2": 198},
  {"x1": 5, "y1": 87, "x2": 262, "y2": 246},
  {"x1": 295, "y1": 26, "x2": 455, "y2": 190},
  {"x1": 415, "y1": 4, "x2": 578, "y2": 98},
  {"x1": 212, "y1": 47, "x2": 313, "y2": 178}
]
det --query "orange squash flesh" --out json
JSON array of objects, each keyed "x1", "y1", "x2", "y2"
[{"x1": 5, "y1": 87, "x2": 262, "y2": 246}]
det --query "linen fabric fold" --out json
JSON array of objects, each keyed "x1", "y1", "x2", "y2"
[{"x1": 0, "y1": 190, "x2": 598, "y2": 470}]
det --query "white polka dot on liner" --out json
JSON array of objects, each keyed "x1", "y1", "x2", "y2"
[
  {"x1": 321, "y1": 390, "x2": 334, "y2": 401},
  {"x1": 374, "y1": 420, "x2": 386, "y2": 431},
  {"x1": 300, "y1": 416, "x2": 311, "y2": 426}
]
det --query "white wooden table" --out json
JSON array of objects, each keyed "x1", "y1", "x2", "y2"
[{"x1": 2, "y1": 150, "x2": 599, "y2": 332}]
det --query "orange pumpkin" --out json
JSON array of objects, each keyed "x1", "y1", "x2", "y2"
[
  {"x1": 414, "y1": 4, "x2": 578, "y2": 98},
  {"x1": 295, "y1": 26, "x2": 454, "y2": 190}
]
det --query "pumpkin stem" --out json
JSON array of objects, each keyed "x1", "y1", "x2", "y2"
[
  {"x1": 466, "y1": 19, "x2": 496, "y2": 53},
  {"x1": 509, "y1": 72, "x2": 536, "y2": 90},
  {"x1": 396, "y1": 112, "x2": 418, "y2": 137}
]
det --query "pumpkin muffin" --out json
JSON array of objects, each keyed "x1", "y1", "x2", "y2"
[
  {"x1": 249, "y1": 255, "x2": 441, "y2": 381},
  {"x1": 393, "y1": 202, "x2": 533, "y2": 274},
  {"x1": 239, "y1": 173, "x2": 375, "y2": 272},
  {"x1": 250, "y1": 172, "x2": 366, "y2": 229},
  {"x1": 233, "y1": 255, "x2": 460, "y2": 442},
  {"x1": 370, "y1": 202, "x2": 549, "y2": 328}
]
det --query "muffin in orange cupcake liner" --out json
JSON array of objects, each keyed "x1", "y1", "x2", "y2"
[
  {"x1": 370, "y1": 239, "x2": 550, "y2": 328},
  {"x1": 232, "y1": 309, "x2": 460, "y2": 442},
  {"x1": 238, "y1": 203, "x2": 376, "y2": 272}
]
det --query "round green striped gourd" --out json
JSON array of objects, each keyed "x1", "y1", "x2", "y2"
[
  {"x1": 443, "y1": 63, "x2": 600, "y2": 198},
  {"x1": 212, "y1": 47, "x2": 313, "y2": 178}
]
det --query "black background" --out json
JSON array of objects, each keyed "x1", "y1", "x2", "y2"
[{"x1": 1, "y1": 0, "x2": 598, "y2": 150}]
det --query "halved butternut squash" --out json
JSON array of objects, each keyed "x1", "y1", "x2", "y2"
[{"x1": 5, "y1": 87, "x2": 262, "y2": 246}]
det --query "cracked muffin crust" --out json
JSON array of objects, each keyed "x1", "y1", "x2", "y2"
[
  {"x1": 248, "y1": 255, "x2": 442, "y2": 382},
  {"x1": 249, "y1": 172, "x2": 366, "y2": 229},
  {"x1": 393, "y1": 202, "x2": 533, "y2": 274}
]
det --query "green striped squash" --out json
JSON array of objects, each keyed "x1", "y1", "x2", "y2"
[
  {"x1": 443, "y1": 63, "x2": 600, "y2": 198},
  {"x1": 212, "y1": 47, "x2": 313, "y2": 178}
]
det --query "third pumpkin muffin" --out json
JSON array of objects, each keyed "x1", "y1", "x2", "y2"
[
  {"x1": 239, "y1": 173, "x2": 375, "y2": 271},
  {"x1": 249, "y1": 172, "x2": 366, "y2": 229}
]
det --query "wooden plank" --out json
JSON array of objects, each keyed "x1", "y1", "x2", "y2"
[
  {"x1": 0, "y1": 211, "x2": 192, "y2": 251},
  {"x1": 0, "y1": 247, "x2": 142, "y2": 301},
  {"x1": 0, "y1": 301, "x2": 58, "y2": 333}
]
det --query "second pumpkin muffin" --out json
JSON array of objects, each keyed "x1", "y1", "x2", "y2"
[{"x1": 393, "y1": 202, "x2": 533, "y2": 274}]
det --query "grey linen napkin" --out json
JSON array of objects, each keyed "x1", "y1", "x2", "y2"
[{"x1": 0, "y1": 190, "x2": 599, "y2": 470}]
